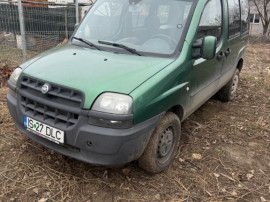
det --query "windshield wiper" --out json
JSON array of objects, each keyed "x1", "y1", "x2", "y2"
[
  {"x1": 72, "y1": 37, "x2": 101, "y2": 51},
  {"x1": 98, "y1": 40, "x2": 142, "y2": 56}
]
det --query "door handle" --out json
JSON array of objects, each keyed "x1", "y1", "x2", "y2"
[
  {"x1": 216, "y1": 51, "x2": 224, "y2": 62},
  {"x1": 225, "y1": 48, "x2": 231, "y2": 57}
]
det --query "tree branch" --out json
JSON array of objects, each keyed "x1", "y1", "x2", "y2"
[{"x1": 253, "y1": 0, "x2": 266, "y2": 26}]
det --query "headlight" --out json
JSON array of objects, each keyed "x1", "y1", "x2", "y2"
[
  {"x1": 89, "y1": 93, "x2": 133, "y2": 129},
  {"x1": 9, "y1": 67, "x2": 22, "y2": 86},
  {"x1": 92, "y1": 92, "x2": 133, "y2": 114}
]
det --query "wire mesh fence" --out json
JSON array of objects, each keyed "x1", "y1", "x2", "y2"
[{"x1": 0, "y1": 0, "x2": 93, "y2": 66}]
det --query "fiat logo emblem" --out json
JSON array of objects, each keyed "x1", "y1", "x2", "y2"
[{"x1": 41, "y1": 83, "x2": 51, "y2": 94}]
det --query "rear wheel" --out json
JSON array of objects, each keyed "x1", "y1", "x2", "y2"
[
  {"x1": 218, "y1": 68, "x2": 240, "y2": 102},
  {"x1": 138, "y1": 112, "x2": 181, "y2": 173}
]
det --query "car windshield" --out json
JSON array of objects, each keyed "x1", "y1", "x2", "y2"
[{"x1": 73, "y1": 0, "x2": 194, "y2": 56}]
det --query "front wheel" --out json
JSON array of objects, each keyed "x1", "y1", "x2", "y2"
[
  {"x1": 138, "y1": 112, "x2": 181, "y2": 173},
  {"x1": 218, "y1": 68, "x2": 240, "y2": 102}
]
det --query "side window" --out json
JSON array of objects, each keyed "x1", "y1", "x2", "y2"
[
  {"x1": 227, "y1": 0, "x2": 241, "y2": 38},
  {"x1": 196, "y1": 0, "x2": 222, "y2": 44},
  {"x1": 241, "y1": 0, "x2": 249, "y2": 34}
]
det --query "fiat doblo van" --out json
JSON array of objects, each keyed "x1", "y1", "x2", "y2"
[{"x1": 7, "y1": 0, "x2": 249, "y2": 173}]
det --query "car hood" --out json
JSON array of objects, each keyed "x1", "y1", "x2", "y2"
[{"x1": 21, "y1": 44, "x2": 174, "y2": 109}]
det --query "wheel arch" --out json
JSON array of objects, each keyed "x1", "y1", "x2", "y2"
[
  {"x1": 236, "y1": 58, "x2": 244, "y2": 72},
  {"x1": 168, "y1": 105, "x2": 184, "y2": 122}
]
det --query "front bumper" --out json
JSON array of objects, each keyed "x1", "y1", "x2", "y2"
[{"x1": 6, "y1": 86, "x2": 163, "y2": 166}]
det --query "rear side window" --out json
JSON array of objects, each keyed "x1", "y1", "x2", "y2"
[
  {"x1": 227, "y1": 0, "x2": 241, "y2": 38},
  {"x1": 241, "y1": 0, "x2": 249, "y2": 34},
  {"x1": 196, "y1": 0, "x2": 222, "y2": 44}
]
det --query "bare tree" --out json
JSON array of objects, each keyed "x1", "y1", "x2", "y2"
[{"x1": 250, "y1": 0, "x2": 270, "y2": 35}]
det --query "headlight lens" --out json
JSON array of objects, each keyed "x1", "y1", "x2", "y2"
[
  {"x1": 92, "y1": 93, "x2": 133, "y2": 114},
  {"x1": 9, "y1": 67, "x2": 22, "y2": 86}
]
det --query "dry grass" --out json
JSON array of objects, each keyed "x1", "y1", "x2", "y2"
[
  {"x1": 0, "y1": 44, "x2": 38, "y2": 67},
  {"x1": 0, "y1": 43, "x2": 270, "y2": 201}
]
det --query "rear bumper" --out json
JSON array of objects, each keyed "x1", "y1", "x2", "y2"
[{"x1": 7, "y1": 91, "x2": 163, "y2": 166}]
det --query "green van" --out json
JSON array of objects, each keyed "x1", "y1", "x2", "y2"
[{"x1": 7, "y1": 0, "x2": 249, "y2": 173}]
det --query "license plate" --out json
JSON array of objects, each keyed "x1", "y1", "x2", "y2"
[{"x1": 23, "y1": 115, "x2": 64, "y2": 144}]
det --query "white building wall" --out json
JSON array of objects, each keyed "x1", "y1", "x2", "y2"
[{"x1": 249, "y1": 1, "x2": 270, "y2": 36}]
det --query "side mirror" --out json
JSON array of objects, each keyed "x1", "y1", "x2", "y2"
[{"x1": 192, "y1": 36, "x2": 217, "y2": 60}]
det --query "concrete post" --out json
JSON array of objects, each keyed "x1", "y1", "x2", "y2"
[
  {"x1": 75, "y1": 0, "x2": 79, "y2": 25},
  {"x1": 18, "y1": 0, "x2": 27, "y2": 61}
]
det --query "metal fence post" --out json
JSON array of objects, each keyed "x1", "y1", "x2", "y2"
[
  {"x1": 75, "y1": 0, "x2": 79, "y2": 25},
  {"x1": 18, "y1": 0, "x2": 27, "y2": 62},
  {"x1": 64, "y1": 7, "x2": 68, "y2": 39}
]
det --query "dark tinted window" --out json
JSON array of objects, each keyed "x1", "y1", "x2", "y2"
[
  {"x1": 241, "y1": 0, "x2": 249, "y2": 34},
  {"x1": 196, "y1": 0, "x2": 222, "y2": 43},
  {"x1": 228, "y1": 0, "x2": 241, "y2": 38},
  {"x1": 249, "y1": 14, "x2": 254, "y2": 22},
  {"x1": 249, "y1": 13, "x2": 260, "y2": 23},
  {"x1": 254, "y1": 14, "x2": 260, "y2": 23}
]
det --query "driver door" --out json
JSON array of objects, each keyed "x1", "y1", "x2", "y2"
[{"x1": 189, "y1": 0, "x2": 225, "y2": 111}]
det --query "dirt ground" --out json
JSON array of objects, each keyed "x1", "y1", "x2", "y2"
[{"x1": 0, "y1": 43, "x2": 269, "y2": 202}]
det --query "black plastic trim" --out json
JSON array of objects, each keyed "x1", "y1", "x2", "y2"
[
  {"x1": 7, "y1": 80, "x2": 17, "y2": 91},
  {"x1": 19, "y1": 75, "x2": 85, "y2": 108},
  {"x1": 88, "y1": 110, "x2": 133, "y2": 121},
  {"x1": 6, "y1": 92, "x2": 165, "y2": 166},
  {"x1": 18, "y1": 88, "x2": 88, "y2": 116}
]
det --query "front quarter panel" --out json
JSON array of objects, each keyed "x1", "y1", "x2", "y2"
[{"x1": 130, "y1": 42, "x2": 192, "y2": 124}]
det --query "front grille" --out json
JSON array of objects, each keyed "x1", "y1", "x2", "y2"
[
  {"x1": 21, "y1": 96, "x2": 79, "y2": 127},
  {"x1": 19, "y1": 76, "x2": 84, "y2": 128},
  {"x1": 20, "y1": 77, "x2": 83, "y2": 107}
]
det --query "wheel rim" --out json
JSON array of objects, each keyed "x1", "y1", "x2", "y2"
[
  {"x1": 231, "y1": 74, "x2": 239, "y2": 98},
  {"x1": 157, "y1": 126, "x2": 174, "y2": 162}
]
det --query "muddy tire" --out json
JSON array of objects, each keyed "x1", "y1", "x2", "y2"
[
  {"x1": 218, "y1": 68, "x2": 240, "y2": 102},
  {"x1": 138, "y1": 112, "x2": 181, "y2": 174}
]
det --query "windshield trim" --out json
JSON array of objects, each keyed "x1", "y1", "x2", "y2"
[{"x1": 70, "y1": 0, "x2": 199, "y2": 58}]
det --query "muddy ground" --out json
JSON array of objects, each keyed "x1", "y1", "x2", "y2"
[{"x1": 0, "y1": 43, "x2": 269, "y2": 201}]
